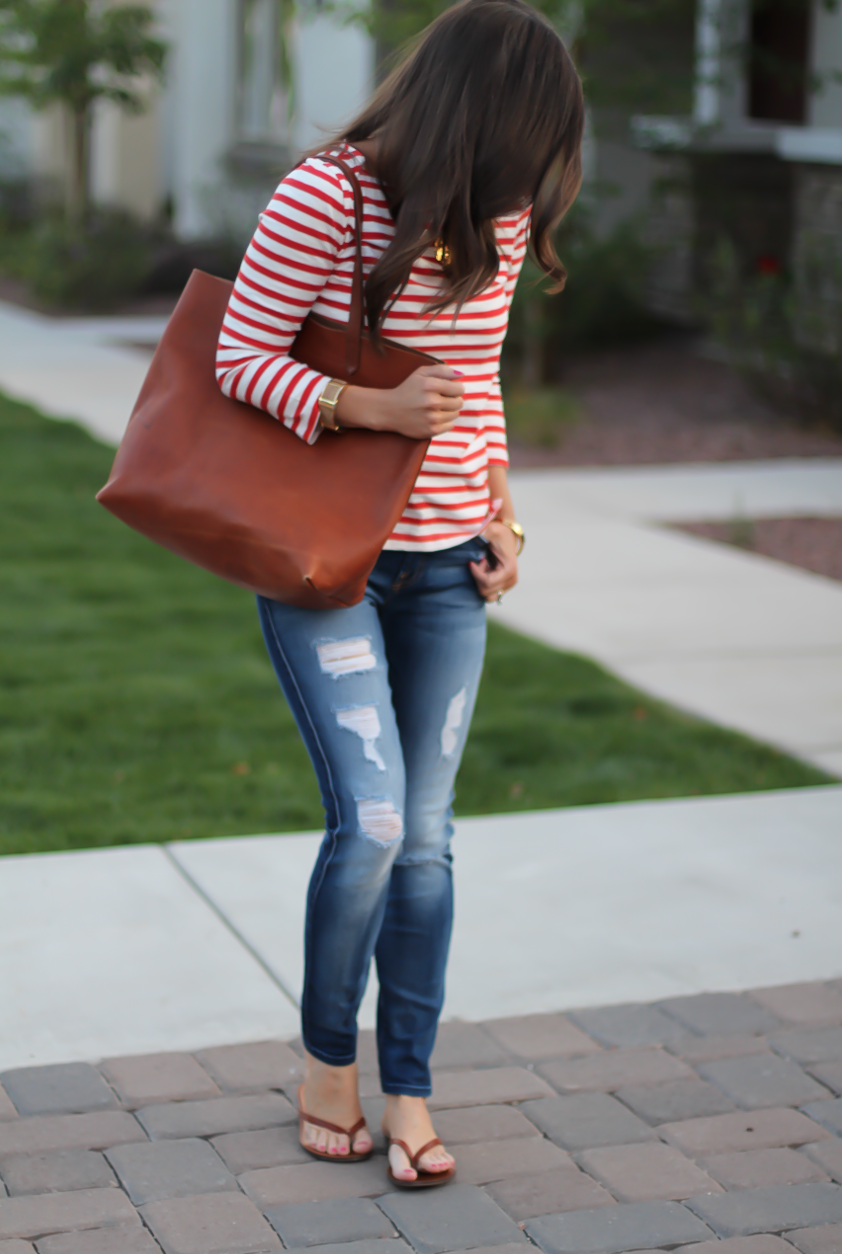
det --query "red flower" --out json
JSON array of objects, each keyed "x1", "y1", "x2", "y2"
[{"x1": 756, "y1": 254, "x2": 781, "y2": 276}]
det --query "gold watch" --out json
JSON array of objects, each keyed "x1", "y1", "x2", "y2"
[
  {"x1": 318, "y1": 379, "x2": 347, "y2": 432},
  {"x1": 499, "y1": 518, "x2": 525, "y2": 555}
]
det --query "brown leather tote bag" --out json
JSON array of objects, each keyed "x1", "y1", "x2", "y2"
[{"x1": 96, "y1": 156, "x2": 434, "y2": 609}]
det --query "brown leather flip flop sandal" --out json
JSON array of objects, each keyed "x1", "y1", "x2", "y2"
[
  {"x1": 298, "y1": 1085, "x2": 372, "y2": 1163},
  {"x1": 387, "y1": 1136, "x2": 456, "y2": 1188}
]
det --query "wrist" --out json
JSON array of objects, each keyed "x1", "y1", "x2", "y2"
[{"x1": 334, "y1": 384, "x2": 388, "y2": 432}]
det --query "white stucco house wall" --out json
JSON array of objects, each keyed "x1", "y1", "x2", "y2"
[{"x1": 0, "y1": 0, "x2": 373, "y2": 244}]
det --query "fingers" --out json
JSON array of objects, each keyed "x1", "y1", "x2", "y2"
[
  {"x1": 469, "y1": 557, "x2": 518, "y2": 600},
  {"x1": 418, "y1": 365, "x2": 466, "y2": 399}
]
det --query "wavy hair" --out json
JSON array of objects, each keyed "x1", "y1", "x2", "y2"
[{"x1": 309, "y1": 0, "x2": 585, "y2": 335}]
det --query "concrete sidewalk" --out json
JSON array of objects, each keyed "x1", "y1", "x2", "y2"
[
  {"x1": 503, "y1": 464, "x2": 842, "y2": 777},
  {"x1": 0, "y1": 302, "x2": 163, "y2": 446},
  {"x1": 2, "y1": 787, "x2": 840, "y2": 1073}
]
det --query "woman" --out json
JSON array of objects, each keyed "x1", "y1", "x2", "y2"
[{"x1": 216, "y1": 0, "x2": 583, "y2": 1186}]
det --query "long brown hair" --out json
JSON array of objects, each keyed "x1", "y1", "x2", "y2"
[{"x1": 310, "y1": 0, "x2": 585, "y2": 335}]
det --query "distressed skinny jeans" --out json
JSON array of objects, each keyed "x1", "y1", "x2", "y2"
[{"x1": 256, "y1": 538, "x2": 488, "y2": 1096}]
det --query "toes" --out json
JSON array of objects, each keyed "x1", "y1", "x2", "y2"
[
  {"x1": 328, "y1": 1132, "x2": 350, "y2": 1156},
  {"x1": 417, "y1": 1149, "x2": 453, "y2": 1174},
  {"x1": 388, "y1": 1146, "x2": 417, "y2": 1181}
]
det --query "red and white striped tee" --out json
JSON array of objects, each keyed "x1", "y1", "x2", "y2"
[{"x1": 216, "y1": 144, "x2": 530, "y2": 551}]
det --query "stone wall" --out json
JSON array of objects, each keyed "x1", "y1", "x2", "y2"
[{"x1": 793, "y1": 163, "x2": 842, "y2": 352}]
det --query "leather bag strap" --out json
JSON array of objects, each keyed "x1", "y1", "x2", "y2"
[{"x1": 312, "y1": 153, "x2": 365, "y2": 378}]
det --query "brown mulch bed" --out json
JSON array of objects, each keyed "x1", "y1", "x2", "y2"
[
  {"x1": 673, "y1": 517, "x2": 842, "y2": 583},
  {"x1": 507, "y1": 338, "x2": 842, "y2": 468}
]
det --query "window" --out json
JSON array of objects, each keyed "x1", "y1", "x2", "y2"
[
  {"x1": 237, "y1": 0, "x2": 288, "y2": 141},
  {"x1": 748, "y1": 0, "x2": 811, "y2": 124}
]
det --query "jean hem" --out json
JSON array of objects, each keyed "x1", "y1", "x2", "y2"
[
  {"x1": 303, "y1": 1041, "x2": 358, "y2": 1068},
  {"x1": 379, "y1": 1083, "x2": 432, "y2": 1097}
]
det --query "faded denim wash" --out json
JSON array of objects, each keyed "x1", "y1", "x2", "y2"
[{"x1": 256, "y1": 538, "x2": 488, "y2": 1095}]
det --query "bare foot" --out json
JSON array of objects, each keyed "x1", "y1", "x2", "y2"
[
  {"x1": 383, "y1": 1094, "x2": 455, "y2": 1183},
  {"x1": 300, "y1": 1053, "x2": 373, "y2": 1158}
]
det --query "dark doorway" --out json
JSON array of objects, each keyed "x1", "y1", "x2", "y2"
[{"x1": 748, "y1": 0, "x2": 811, "y2": 124}]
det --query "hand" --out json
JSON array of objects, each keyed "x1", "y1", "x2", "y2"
[
  {"x1": 469, "y1": 520, "x2": 519, "y2": 602},
  {"x1": 336, "y1": 364, "x2": 464, "y2": 438}
]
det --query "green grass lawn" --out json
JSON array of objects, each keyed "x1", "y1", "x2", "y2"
[{"x1": 0, "y1": 392, "x2": 829, "y2": 857}]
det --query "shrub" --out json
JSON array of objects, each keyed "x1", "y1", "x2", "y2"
[
  {"x1": 706, "y1": 234, "x2": 842, "y2": 432},
  {"x1": 504, "y1": 203, "x2": 669, "y2": 385},
  {"x1": 17, "y1": 210, "x2": 150, "y2": 310}
]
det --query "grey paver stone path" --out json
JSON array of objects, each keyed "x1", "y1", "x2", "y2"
[
  {"x1": 697, "y1": 1056, "x2": 832, "y2": 1109},
  {"x1": 139, "y1": 1191, "x2": 280, "y2": 1254},
  {"x1": 748, "y1": 983, "x2": 842, "y2": 1026},
  {"x1": 810, "y1": 1063, "x2": 842, "y2": 1097},
  {"x1": 0, "y1": 1072, "x2": 116, "y2": 1121},
  {"x1": 99, "y1": 1055, "x2": 220, "y2": 1109},
  {"x1": 683, "y1": 1237, "x2": 796, "y2": 1254},
  {"x1": 429, "y1": 1105, "x2": 540, "y2": 1146},
  {"x1": 0, "y1": 1242, "x2": 34, "y2": 1253},
  {"x1": 524, "y1": 1198, "x2": 714, "y2": 1253},
  {"x1": 263, "y1": 1197, "x2": 396, "y2": 1247},
  {"x1": 657, "y1": 995, "x2": 783, "y2": 1037},
  {"x1": 569, "y1": 1005, "x2": 690, "y2": 1049},
  {"x1": 136, "y1": 1094, "x2": 294, "y2": 1141},
  {"x1": 377, "y1": 1183, "x2": 526, "y2": 1254},
  {"x1": 615, "y1": 1080, "x2": 737, "y2": 1124},
  {"x1": 786, "y1": 1222, "x2": 842, "y2": 1254},
  {"x1": 485, "y1": 1167, "x2": 615, "y2": 1221},
  {"x1": 210, "y1": 1126, "x2": 312, "y2": 1173},
  {"x1": 668, "y1": 1037, "x2": 774, "y2": 1064},
  {"x1": 685, "y1": 1182, "x2": 842, "y2": 1236},
  {"x1": 520, "y1": 1093, "x2": 656, "y2": 1151},
  {"x1": 295, "y1": 1242, "x2": 410, "y2": 1254},
  {"x1": 429, "y1": 1025, "x2": 510, "y2": 1071},
  {"x1": 0, "y1": 1114, "x2": 145, "y2": 1158},
  {"x1": 429, "y1": 1068, "x2": 554, "y2": 1109},
  {"x1": 446, "y1": 1247, "x2": 533, "y2": 1254},
  {"x1": 0, "y1": 1150, "x2": 117, "y2": 1197},
  {"x1": 35, "y1": 1225, "x2": 163, "y2": 1253},
  {"x1": 803, "y1": 1103, "x2": 842, "y2": 1137},
  {"x1": 106, "y1": 1138, "x2": 236, "y2": 1205},
  {"x1": 0, "y1": 983, "x2": 840, "y2": 1254},
  {"x1": 805, "y1": 1138, "x2": 842, "y2": 1183},
  {"x1": 481, "y1": 1016, "x2": 600, "y2": 1060},
  {"x1": 660, "y1": 1109, "x2": 832, "y2": 1155},
  {"x1": 770, "y1": 1030, "x2": 842, "y2": 1065},
  {"x1": 701, "y1": 1147, "x2": 831, "y2": 1189},
  {"x1": 0, "y1": 1188, "x2": 138, "y2": 1241},
  {"x1": 576, "y1": 1142, "x2": 723, "y2": 1202},
  {"x1": 239, "y1": 1158, "x2": 395, "y2": 1208},
  {"x1": 540, "y1": 1047, "x2": 694, "y2": 1093},
  {"x1": 194, "y1": 1043, "x2": 303, "y2": 1095},
  {"x1": 445, "y1": 1135, "x2": 570, "y2": 1185}
]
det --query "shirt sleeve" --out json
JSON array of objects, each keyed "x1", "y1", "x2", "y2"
[
  {"x1": 215, "y1": 157, "x2": 354, "y2": 444},
  {"x1": 481, "y1": 206, "x2": 532, "y2": 469}
]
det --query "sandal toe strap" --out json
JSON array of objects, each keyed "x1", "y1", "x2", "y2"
[
  {"x1": 411, "y1": 1136, "x2": 443, "y2": 1168},
  {"x1": 298, "y1": 1084, "x2": 368, "y2": 1141}
]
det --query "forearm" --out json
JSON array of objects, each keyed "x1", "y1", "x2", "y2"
[{"x1": 488, "y1": 465, "x2": 516, "y2": 523}]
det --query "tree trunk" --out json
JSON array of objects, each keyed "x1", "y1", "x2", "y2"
[
  {"x1": 66, "y1": 105, "x2": 90, "y2": 224},
  {"x1": 522, "y1": 292, "x2": 543, "y2": 389}
]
